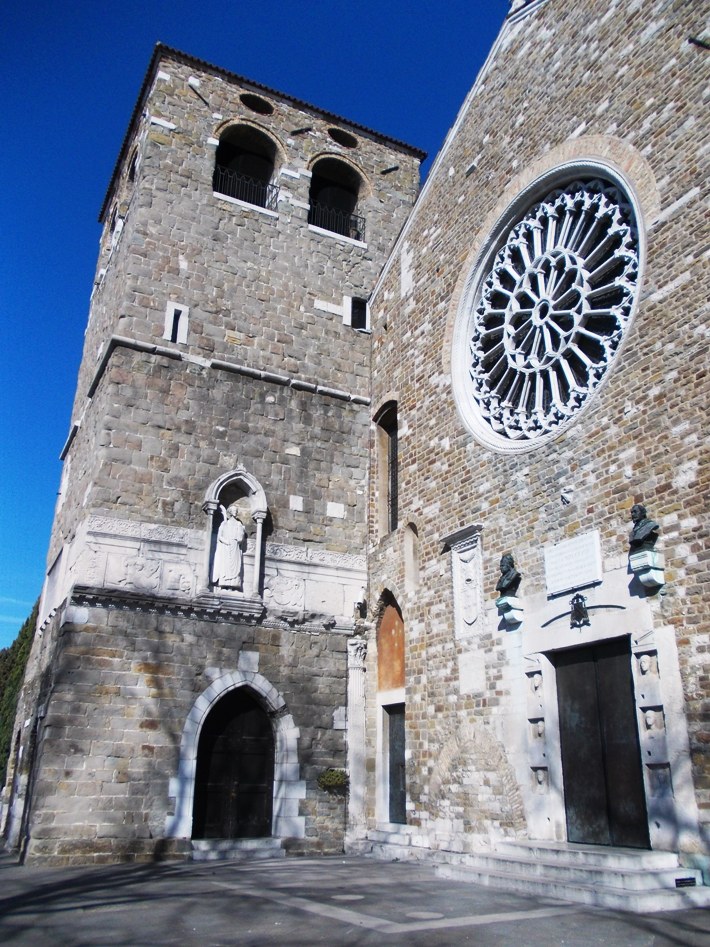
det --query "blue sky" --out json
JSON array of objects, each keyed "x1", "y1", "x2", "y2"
[{"x1": 0, "y1": 0, "x2": 509, "y2": 648}]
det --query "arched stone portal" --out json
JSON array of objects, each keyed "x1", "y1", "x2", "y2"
[
  {"x1": 165, "y1": 671, "x2": 305, "y2": 841},
  {"x1": 193, "y1": 688, "x2": 274, "y2": 839}
]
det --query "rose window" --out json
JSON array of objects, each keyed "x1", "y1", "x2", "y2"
[{"x1": 463, "y1": 179, "x2": 639, "y2": 444}]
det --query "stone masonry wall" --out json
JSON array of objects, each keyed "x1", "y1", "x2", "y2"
[
  {"x1": 51, "y1": 49, "x2": 421, "y2": 565},
  {"x1": 56, "y1": 348, "x2": 370, "y2": 551},
  {"x1": 367, "y1": 0, "x2": 709, "y2": 846},
  {"x1": 24, "y1": 606, "x2": 349, "y2": 865}
]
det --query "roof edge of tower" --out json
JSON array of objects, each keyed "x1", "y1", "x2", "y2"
[{"x1": 99, "y1": 42, "x2": 427, "y2": 223}]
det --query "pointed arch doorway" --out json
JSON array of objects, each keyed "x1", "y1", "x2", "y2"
[
  {"x1": 192, "y1": 688, "x2": 274, "y2": 839},
  {"x1": 377, "y1": 596, "x2": 406, "y2": 825}
]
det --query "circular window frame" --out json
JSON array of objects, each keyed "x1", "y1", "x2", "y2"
[
  {"x1": 451, "y1": 160, "x2": 645, "y2": 454},
  {"x1": 240, "y1": 93, "x2": 274, "y2": 116}
]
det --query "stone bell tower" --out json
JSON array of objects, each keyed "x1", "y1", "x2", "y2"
[{"x1": 2, "y1": 44, "x2": 424, "y2": 864}]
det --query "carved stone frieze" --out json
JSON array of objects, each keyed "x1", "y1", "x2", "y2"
[
  {"x1": 264, "y1": 572, "x2": 306, "y2": 610},
  {"x1": 87, "y1": 515, "x2": 190, "y2": 545},
  {"x1": 265, "y1": 542, "x2": 365, "y2": 572}
]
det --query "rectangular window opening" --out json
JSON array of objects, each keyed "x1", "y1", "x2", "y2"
[{"x1": 351, "y1": 297, "x2": 368, "y2": 331}]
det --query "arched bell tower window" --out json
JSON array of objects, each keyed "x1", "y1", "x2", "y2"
[
  {"x1": 308, "y1": 157, "x2": 365, "y2": 241},
  {"x1": 213, "y1": 125, "x2": 279, "y2": 210}
]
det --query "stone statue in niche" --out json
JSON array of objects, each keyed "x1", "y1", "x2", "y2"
[
  {"x1": 212, "y1": 503, "x2": 247, "y2": 590},
  {"x1": 531, "y1": 672, "x2": 542, "y2": 694},
  {"x1": 496, "y1": 553, "x2": 521, "y2": 597},
  {"x1": 639, "y1": 653, "x2": 654, "y2": 676},
  {"x1": 629, "y1": 503, "x2": 660, "y2": 552}
]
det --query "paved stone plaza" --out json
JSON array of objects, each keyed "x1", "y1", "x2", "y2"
[{"x1": 0, "y1": 855, "x2": 708, "y2": 946}]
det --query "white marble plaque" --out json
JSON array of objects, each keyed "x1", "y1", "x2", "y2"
[{"x1": 544, "y1": 530, "x2": 602, "y2": 596}]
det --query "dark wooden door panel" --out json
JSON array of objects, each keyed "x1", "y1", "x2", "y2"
[
  {"x1": 595, "y1": 638, "x2": 649, "y2": 848},
  {"x1": 555, "y1": 646, "x2": 610, "y2": 844},
  {"x1": 193, "y1": 689, "x2": 275, "y2": 839},
  {"x1": 387, "y1": 703, "x2": 406, "y2": 825},
  {"x1": 554, "y1": 637, "x2": 649, "y2": 849}
]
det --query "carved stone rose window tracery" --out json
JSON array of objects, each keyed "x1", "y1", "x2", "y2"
[{"x1": 456, "y1": 175, "x2": 640, "y2": 448}]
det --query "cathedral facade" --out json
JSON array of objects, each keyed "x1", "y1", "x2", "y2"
[{"x1": 3, "y1": 0, "x2": 709, "y2": 907}]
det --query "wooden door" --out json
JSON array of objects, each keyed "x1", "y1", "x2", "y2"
[
  {"x1": 193, "y1": 689, "x2": 274, "y2": 839},
  {"x1": 554, "y1": 637, "x2": 649, "y2": 848},
  {"x1": 387, "y1": 703, "x2": 406, "y2": 824}
]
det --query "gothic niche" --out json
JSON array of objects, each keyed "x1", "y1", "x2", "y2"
[{"x1": 203, "y1": 468, "x2": 268, "y2": 597}]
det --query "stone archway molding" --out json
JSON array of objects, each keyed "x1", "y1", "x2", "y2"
[
  {"x1": 165, "y1": 670, "x2": 305, "y2": 840},
  {"x1": 203, "y1": 466, "x2": 268, "y2": 518},
  {"x1": 202, "y1": 467, "x2": 268, "y2": 596}
]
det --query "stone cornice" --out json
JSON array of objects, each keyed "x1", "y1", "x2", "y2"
[
  {"x1": 67, "y1": 584, "x2": 265, "y2": 624},
  {"x1": 65, "y1": 585, "x2": 358, "y2": 633}
]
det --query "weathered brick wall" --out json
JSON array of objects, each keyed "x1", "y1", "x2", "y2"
[
  {"x1": 367, "y1": 0, "x2": 708, "y2": 844},
  {"x1": 25, "y1": 608, "x2": 349, "y2": 864}
]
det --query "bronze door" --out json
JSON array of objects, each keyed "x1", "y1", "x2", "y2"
[
  {"x1": 553, "y1": 637, "x2": 649, "y2": 848},
  {"x1": 386, "y1": 703, "x2": 406, "y2": 824},
  {"x1": 193, "y1": 689, "x2": 274, "y2": 839}
]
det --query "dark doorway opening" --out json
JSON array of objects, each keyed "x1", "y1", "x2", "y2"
[
  {"x1": 553, "y1": 636, "x2": 649, "y2": 848},
  {"x1": 193, "y1": 688, "x2": 274, "y2": 839},
  {"x1": 386, "y1": 703, "x2": 406, "y2": 824}
]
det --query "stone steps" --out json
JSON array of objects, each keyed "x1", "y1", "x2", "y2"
[
  {"x1": 436, "y1": 861, "x2": 710, "y2": 913},
  {"x1": 362, "y1": 830, "x2": 710, "y2": 913},
  {"x1": 191, "y1": 837, "x2": 285, "y2": 862}
]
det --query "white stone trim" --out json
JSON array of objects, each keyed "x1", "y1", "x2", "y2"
[
  {"x1": 165, "y1": 670, "x2": 305, "y2": 840},
  {"x1": 213, "y1": 192, "x2": 279, "y2": 218},
  {"x1": 163, "y1": 302, "x2": 189, "y2": 345},
  {"x1": 314, "y1": 298, "x2": 345, "y2": 317},
  {"x1": 149, "y1": 116, "x2": 177, "y2": 130},
  {"x1": 308, "y1": 224, "x2": 366, "y2": 248}
]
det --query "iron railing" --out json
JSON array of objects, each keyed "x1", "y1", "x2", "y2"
[
  {"x1": 213, "y1": 166, "x2": 279, "y2": 211},
  {"x1": 308, "y1": 202, "x2": 365, "y2": 242}
]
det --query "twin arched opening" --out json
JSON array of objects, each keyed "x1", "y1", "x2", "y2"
[
  {"x1": 308, "y1": 157, "x2": 365, "y2": 241},
  {"x1": 213, "y1": 125, "x2": 279, "y2": 210}
]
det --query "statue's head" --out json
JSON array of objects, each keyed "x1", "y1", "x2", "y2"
[
  {"x1": 631, "y1": 503, "x2": 646, "y2": 524},
  {"x1": 227, "y1": 502, "x2": 240, "y2": 518},
  {"x1": 500, "y1": 553, "x2": 514, "y2": 573}
]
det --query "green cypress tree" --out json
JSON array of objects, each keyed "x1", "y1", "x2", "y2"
[{"x1": 0, "y1": 601, "x2": 38, "y2": 785}]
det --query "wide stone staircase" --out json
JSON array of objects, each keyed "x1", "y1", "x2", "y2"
[
  {"x1": 362, "y1": 827, "x2": 710, "y2": 913},
  {"x1": 191, "y1": 837, "x2": 285, "y2": 862}
]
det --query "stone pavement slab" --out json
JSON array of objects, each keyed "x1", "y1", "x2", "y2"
[{"x1": 0, "y1": 854, "x2": 708, "y2": 946}]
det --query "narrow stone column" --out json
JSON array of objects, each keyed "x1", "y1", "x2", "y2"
[
  {"x1": 201, "y1": 500, "x2": 219, "y2": 593},
  {"x1": 346, "y1": 638, "x2": 367, "y2": 842},
  {"x1": 251, "y1": 511, "x2": 266, "y2": 597}
]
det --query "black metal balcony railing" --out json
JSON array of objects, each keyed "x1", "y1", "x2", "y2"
[
  {"x1": 308, "y1": 202, "x2": 365, "y2": 242},
  {"x1": 213, "y1": 166, "x2": 279, "y2": 211}
]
